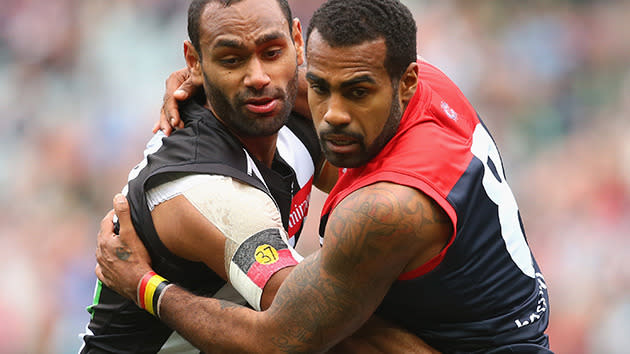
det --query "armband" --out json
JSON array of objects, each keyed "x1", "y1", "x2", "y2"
[
  {"x1": 228, "y1": 228, "x2": 303, "y2": 310},
  {"x1": 137, "y1": 271, "x2": 173, "y2": 318}
]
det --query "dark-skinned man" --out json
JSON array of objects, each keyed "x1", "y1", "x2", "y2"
[
  {"x1": 95, "y1": 0, "x2": 551, "y2": 352},
  {"x1": 81, "y1": 0, "x2": 434, "y2": 352}
]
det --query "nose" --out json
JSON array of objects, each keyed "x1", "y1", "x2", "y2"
[
  {"x1": 323, "y1": 94, "x2": 351, "y2": 127},
  {"x1": 243, "y1": 58, "x2": 271, "y2": 91}
]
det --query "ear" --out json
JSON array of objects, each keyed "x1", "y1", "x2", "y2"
[
  {"x1": 399, "y1": 61, "x2": 419, "y2": 106},
  {"x1": 184, "y1": 40, "x2": 204, "y2": 86},
  {"x1": 292, "y1": 18, "x2": 305, "y2": 66}
]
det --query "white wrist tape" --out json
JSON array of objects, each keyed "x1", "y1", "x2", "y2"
[{"x1": 228, "y1": 227, "x2": 303, "y2": 310}]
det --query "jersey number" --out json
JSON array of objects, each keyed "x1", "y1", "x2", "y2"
[{"x1": 470, "y1": 124, "x2": 535, "y2": 278}]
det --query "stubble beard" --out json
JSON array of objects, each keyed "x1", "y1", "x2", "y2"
[
  {"x1": 203, "y1": 68, "x2": 298, "y2": 138},
  {"x1": 321, "y1": 89, "x2": 402, "y2": 168}
]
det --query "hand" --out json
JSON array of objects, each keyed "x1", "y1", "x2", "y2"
[
  {"x1": 154, "y1": 67, "x2": 199, "y2": 136},
  {"x1": 95, "y1": 194, "x2": 153, "y2": 303}
]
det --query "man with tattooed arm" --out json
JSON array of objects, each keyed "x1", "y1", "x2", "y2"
[
  {"x1": 96, "y1": 0, "x2": 551, "y2": 352},
  {"x1": 82, "y1": 0, "x2": 433, "y2": 352}
]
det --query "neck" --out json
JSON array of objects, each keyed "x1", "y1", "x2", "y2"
[
  {"x1": 238, "y1": 134, "x2": 278, "y2": 167},
  {"x1": 207, "y1": 105, "x2": 278, "y2": 167}
]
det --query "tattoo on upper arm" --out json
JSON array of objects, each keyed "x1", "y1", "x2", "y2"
[
  {"x1": 325, "y1": 187, "x2": 412, "y2": 279},
  {"x1": 115, "y1": 247, "x2": 131, "y2": 261},
  {"x1": 263, "y1": 184, "x2": 450, "y2": 352},
  {"x1": 323, "y1": 183, "x2": 451, "y2": 288}
]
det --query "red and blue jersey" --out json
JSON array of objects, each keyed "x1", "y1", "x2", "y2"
[{"x1": 320, "y1": 61, "x2": 550, "y2": 353}]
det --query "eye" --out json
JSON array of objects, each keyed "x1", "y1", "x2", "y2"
[
  {"x1": 349, "y1": 87, "x2": 368, "y2": 99},
  {"x1": 309, "y1": 84, "x2": 328, "y2": 95},
  {"x1": 219, "y1": 57, "x2": 243, "y2": 67},
  {"x1": 262, "y1": 48, "x2": 282, "y2": 60}
]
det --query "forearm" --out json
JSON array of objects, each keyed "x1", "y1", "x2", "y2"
[
  {"x1": 158, "y1": 284, "x2": 263, "y2": 353},
  {"x1": 96, "y1": 189, "x2": 417, "y2": 353},
  {"x1": 263, "y1": 252, "x2": 375, "y2": 353},
  {"x1": 159, "y1": 253, "x2": 357, "y2": 354}
]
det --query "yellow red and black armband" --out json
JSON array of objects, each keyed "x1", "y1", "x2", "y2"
[
  {"x1": 137, "y1": 271, "x2": 172, "y2": 318},
  {"x1": 229, "y1": 228, "x2": 302, "y2": 310}
]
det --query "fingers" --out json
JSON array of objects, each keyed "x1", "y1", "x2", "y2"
[
  {"x1": 96, "y1": 196, "x2": 152, "y2": 301},
  {"x1": 99, "y1": 209, "x2": 116, "y2": 236},
  {"x1": 165, "y1": 68, "x2": 191, "y2": 94},
  {"x1": 113, "y1": 194, "x2": 132, "y2": 240},
  {"x1": 159, "y1": 106, "x2": 174, "y2": 136},
  {"x1": 173, "y1": 75, "x2": 197, "y2": 101},
  {"x1": 164, "y1": 68, "x2": 193, "y2": 131},
  {"x1": 95, "y1": 222, "x2": 116, "y2": 287},
  {"x1": 161, "y1": 92, "x2": 181, "y2": 136},
  {"x1": 156, "y1": 68, "x2": 192, "y2": 136},
  {"x1": 163, "y1": 96, "x2": 184, "y2": 132},
  {"x1": 164, "y1": 78, "x2": 193, "y2": 132},
  {"x1": 152, "y1": 120, "x2": 162, "y2": 134},
  {"x1": 111, "y1": 194, "x2": 150, "y2": 266}
]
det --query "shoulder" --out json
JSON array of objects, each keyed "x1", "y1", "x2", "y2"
[
  {"x1": 324, "y1": 182, "x2": 451, "y2": 266},
  {"x1": 332, "y1": 182, "x2": 447, "y2": 231}
]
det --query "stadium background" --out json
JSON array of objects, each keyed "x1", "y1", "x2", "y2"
[{"x1": 1, "y1": 0, "x2": 628, "y2": 352}]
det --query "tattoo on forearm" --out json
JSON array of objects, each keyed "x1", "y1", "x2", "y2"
[
  {"x1": 115, "y1": 247, "x2": 131, "y2": 261},
  {"x1": 269, "y1": 253, "x2": 338, "y2": 352}
]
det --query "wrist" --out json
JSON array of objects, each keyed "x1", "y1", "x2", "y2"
[{"x1": 136, "y1": 271, "x2": 173, "y2": 318}]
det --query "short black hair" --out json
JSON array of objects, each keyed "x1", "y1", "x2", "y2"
[
  {"x1": 188, "y1": 0, "x2": 293, "y2": 56},
  {"x1": 306, "y1": 0, "x2": 417, "y2": 82}
]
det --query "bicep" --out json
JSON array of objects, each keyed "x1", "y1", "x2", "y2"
[{"x1": 319, "y1": 182, "x2": 430, "y2": 305}]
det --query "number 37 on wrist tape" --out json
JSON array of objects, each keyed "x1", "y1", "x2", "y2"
[{"x1": 229, "y1": 228, "x2": 303, "y2": 310}]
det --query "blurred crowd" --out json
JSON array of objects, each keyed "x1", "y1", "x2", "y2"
[{"x1": 0, "y1": 0, "x2": 628, "y2": 352}]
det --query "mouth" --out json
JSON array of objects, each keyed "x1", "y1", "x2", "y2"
[
  {"x1": 244, "y1": 97, "x2": 279, "y2": 115},
  {"x1": 323, "y1": 135, "x2": 360, "y2": 154},
  {"x1": 327, "y1": 137, "x2": 356, "y2": 146}
]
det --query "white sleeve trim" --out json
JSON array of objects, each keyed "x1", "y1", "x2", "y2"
[
  {"x1": 145, "y1": 174, "x2": 228, "y2": 211},
  {"x1": 180, "y1": 176, "x2": 284, "y2": 239}
]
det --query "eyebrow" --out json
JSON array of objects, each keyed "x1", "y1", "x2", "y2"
[
  {"x1": 213, "y1": 32, "x2": 286, "y2": 50},
  {"x1": 306, "y1": 72, "x2": 376, "y2": 89},
  {"x1": 214, "y1": 38, "x2": 243, "y2": 50},
  {"x1": 340, "y1": 75, "x2": 377, "y2": 88},
  {"x1": 255, "y1": 32, "x2": 285, "y2": 46}
]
